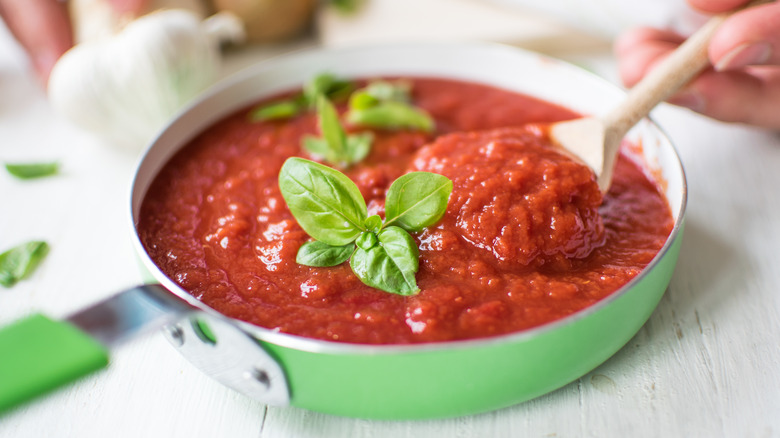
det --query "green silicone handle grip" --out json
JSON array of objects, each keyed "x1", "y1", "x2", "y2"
[{"x1": 0, "y1": 313, "x2": 109, "y2": 414}]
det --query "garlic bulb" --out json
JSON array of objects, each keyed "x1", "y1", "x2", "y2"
[{"x1": 48, "y1": 10, "x2": 245, "y2": 151}]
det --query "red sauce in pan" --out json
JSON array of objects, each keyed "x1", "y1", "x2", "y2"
[{"x1": 138, "y1": 77, "x2": 674, "y2": 344}]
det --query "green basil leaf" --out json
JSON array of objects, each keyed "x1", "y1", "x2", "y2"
[
  {"x1": 317, "y1": 95, "x2": 348, "y2": 159},
  {"x1": 349, "y1": 226, "x2": 419, "y2": 295},
  {"x1": 355, "y1": 231, "x2": 378, "y2": 251},
  {"x1": 248, "y1": 100, "x2": 302, "y2": 122},
  {"x1": 349, "y1": 80, "x2": 410, "y2": 112},
  {"x1": 0, "y1": 241, "x2": 49, "y2": 288},
  {"x1": 251, "y1": 73, "x2": 353, "y2": 122},
  {"x1": 304, "y1": 73, "x2": 337, "y2": 103},
  {"x1": 278, "y1": 157, "x2": 367, "y2": 245},
  {"x1": 5, "y1": 162, "x2": 59, "y2": 179},
  {"x1": 345, "y1": 132, "x2": 373, "y2": 164},
  {"x1": 304, "y1": 96, "x2": 373, "y2": 168},
  {"x1": 346, "y1": 101, "x2": 434, "y2": 133},
  {"x1": 304, "y1": 73, "x2": 354, "y2": 106},
  {"x1": 302, "y1": 136, "x2": 340, "y2": 165},
  {"x1": 384, "y1": 172, "x2": 453, "y2": 232},
  {"x1": 349, "y1": 90, "x2": 379, "y2": 110},
  {"x1": 327, "y1": 81, "x2": 356, "y2": 103},
  {"x1": 364, "y1": 214, "x2": 382, "y2": 232},
  {"x1": 363, "y1": 80, "x2": 411, "y2": 103},
  {"x1": 296, "y1": 240, "x2": 355, "y2": 267},
  {"x1": 301, "y1": 136, "x2": 330, "y2": 157}
]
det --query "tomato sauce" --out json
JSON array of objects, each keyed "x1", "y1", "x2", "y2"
[{"x1": 138, "y1": 77, "x2": 674, "y2": 344}]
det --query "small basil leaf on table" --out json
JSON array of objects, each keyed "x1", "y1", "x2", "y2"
[
  {"x1": 278, "y1": 157, "x2": 367, "y2": 246},
  {"x1": 350, "y1": 226, "x2": 420, "y2": 295},
  {"x1": 347, "y1": 101, "x2": 434, "y2": 133},
  {"x1": 0, "y1": 241, "x2": 49, "y2": 288},
  {"x1": 5, "y1": 162, "x2": 59, "y2": 179},
  {"x1": 296, "y1": 241, "x2": 355, "y2": 267},
  {"x1": 384, "y1": 172, "x2": 453, "y2": 231}
]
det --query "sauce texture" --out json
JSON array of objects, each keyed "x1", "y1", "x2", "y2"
[{"x1": 139, "y1": 77, "x2": 674, "y2": 344}]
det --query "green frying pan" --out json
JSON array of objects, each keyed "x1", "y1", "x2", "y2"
[{"x1": 0, "y1": 42, "x2": 686, "y2": 419}]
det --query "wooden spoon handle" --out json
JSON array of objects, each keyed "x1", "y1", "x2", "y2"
[{"x1": 602, "y1": 0, "x2": 772, "y2": 146}]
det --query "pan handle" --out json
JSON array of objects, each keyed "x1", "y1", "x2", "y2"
[
  {"x1": 0, "y1": 313, "x2": 109, "y2": 414},
  {"x1": 0, "y1": 285, "x2": 290, "y2": 414},
  {"x1": 0, "y1": 284, "x2": 192, "y2": 415}
]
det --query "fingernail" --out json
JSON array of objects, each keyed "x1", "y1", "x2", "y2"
[
  {"x1": 668, "y1": 90, "x2": 706, "y2": 112},
  {"x1": 715, "y1": 42, "x2": 772, "y2": 71}
]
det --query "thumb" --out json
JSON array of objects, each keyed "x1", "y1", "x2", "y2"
[{"x1": 711, "y1": 2, "x2": 780, "y2": 71}]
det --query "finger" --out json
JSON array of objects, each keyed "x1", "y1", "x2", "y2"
[
  {"x1": 688, "y1": 0, "x2": 752, "y2": 14},
  {"x1": 0, "y1": 0, "x2": 72, "y2": 83},
  {"x1": 615, "y1": 27, "x2": 780, "y2": 129},
  {"x1": 106, "y1": 0, "x2": 149, "y2": 15},
  {"x1": 615, "y1": 27, "x2": 685, "y2": 56},
  {"x1": 615, "y1": 29, "x2": 683, "y2": 87},
  {"x1": 670, "y1": 69, "x2": 780, "y2": 129},
  {"x1": 710, "y1": 2, "x2": 780, "y2": 70}
]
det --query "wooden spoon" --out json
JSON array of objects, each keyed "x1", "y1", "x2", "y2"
[{"x1": 550, "y1": 0, "x2": 770, "y2": 193}]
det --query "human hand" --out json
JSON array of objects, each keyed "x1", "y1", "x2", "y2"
[
  {"x1": 0, "y1": 0, "x2": 147, "y2": 85},
  {"x1": 616, "y1": 0, "x2": 780, "y2": 129}
]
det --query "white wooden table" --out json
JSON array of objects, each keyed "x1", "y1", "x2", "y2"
[{"x1": 2, "y1": 20, "x2": 779, "y2": 438}]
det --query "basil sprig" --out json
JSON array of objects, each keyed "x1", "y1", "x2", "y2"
[
  {"x1": 302, "y1": 95, "x2": 373, "y2": 168},
  {"x1": 248, "y1": 73, "x2": 354, "y2": 122},
  {"x1": 0, "y1": 241, "x2": 49, "y2": 288},
  {"x1": 278, "y1": 157, "x2": 452, "y2": 295},
  {"x1": 5, "y1": 162, "x2": 59, "y2": 179},
  {"x1": 346, "y1": 80, "x2": 434, "y2": 133}
]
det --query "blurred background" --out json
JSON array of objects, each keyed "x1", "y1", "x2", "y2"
[{"x1": 2, "y1": 0, "x2": 712, "y2": 149}]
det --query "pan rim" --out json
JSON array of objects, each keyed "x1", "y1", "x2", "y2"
[{"x1": 129, "y1": 41, "x2": 687, "y2": 355}]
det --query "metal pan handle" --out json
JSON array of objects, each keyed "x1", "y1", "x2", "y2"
[{"x1": 0, "y1": 284, "x2": 288, "y2": 415}]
